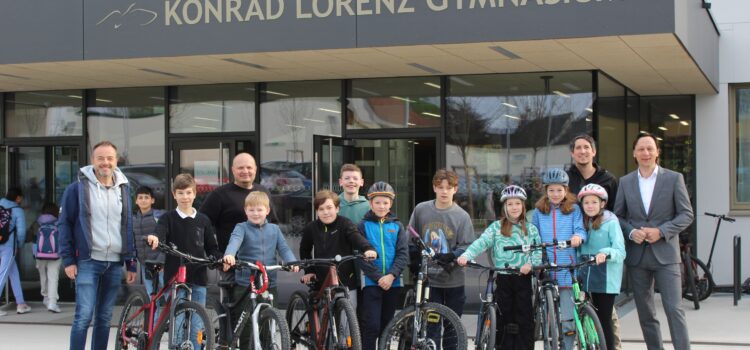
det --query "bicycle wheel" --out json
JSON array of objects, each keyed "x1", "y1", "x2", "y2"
[
  {"x1": 286, "y1": 291, "x2": 312, "y2": 349},
  {"x1": 576, "y1": 303, "x2": 606, "y2": 350},
  {"x1": 681, "y1": 252, "x2": 701, "y2": 310},
  {"x1": 475, "y1": 304, "x2": 496, "y2": 350},
  {"x1": 542, "y1": 289, "x2": 560, "y2": 350},
  {"x1": 686, "y1": 255, "x2": 715, "y2": 301},
  {"x1": 115, "y1": 289, "x2": 150, "y2": 350},
  {"x1": 327, "y1": 298, "x2": 362, "y2": 350},
  {"x1": 379, "y1": 302, "x2": 467, "y2": 350},
  {"x1": 206, "y1": 296, "x2": 231, "y2": 349},
  {"x1": 259, "y1": 307, "x2": 292, "y2": 350},
  {"x1": 150, "y1": 300, "x2": 214, "y2": 350}
]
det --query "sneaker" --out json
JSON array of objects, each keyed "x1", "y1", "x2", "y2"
[
  {"x1": 47, "y1": 304, "x2": 61, "y2": 313},
  {"x1": 16, "y1": 304, "x2": 32, "y2": 314},
  {"x1": 43, "y1": 297, "x2": 49, "y2": 307},
  {"x1": 0, "y1": 310, "x2": 6, "y2": 316}
]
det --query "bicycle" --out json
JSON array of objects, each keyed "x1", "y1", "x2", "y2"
[
  {"x1": 680, "y1": 212, "x2": 732, "y2": 305},
  {"x1": 285, "y1": 255, "x2": 364, "y2": 350},
  {"x1": 503, "y1": 240, "x2": 566, "y2": 350},
  {"x1": 462, "y1": 261, "x2": 520, "y2": 350},
  {"x1": 377, "y1": 226, "x2": 467, "y2": 350},
  {"x1": 115, "y1": 241, "x2": 219, "y2": 350},
  {"x1": 207, "y1": 259, "x2": 292, "y2": 349}
]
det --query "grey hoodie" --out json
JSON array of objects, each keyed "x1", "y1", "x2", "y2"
[{"x1": 81, "y1": 165, "x2": 129, "y2": 262}]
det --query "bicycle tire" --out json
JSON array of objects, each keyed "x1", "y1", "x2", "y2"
[
  {"x1": 576, "y1": 303, "x2": 606, "y2": 350},
  {"x1": 327, "y1": 298, "x2": 362, "y2": 350},
  {"x1": 475, "y1": 304, "x2": 496, "y2": 350},
  {"x1": 378, "y1": 302, "x2": 467, "y2": 350},
  {"x1": 115, "y1": 289, "x2": 150, "y2": 350},
  {"x1": 150, "y1": 300, "x2": 214, "y2": 350},
  {"x1": 286, "y1": 290, "x2": 312, "y2": 349},
  {"x1": 686, "y1": 255, "x2": 715, "y2": 302},
  {"x1": 206, "y1": 296, "x2": 232, "y2": 349},
  {"x1": 543, "y1": 289, "x2": 560, "y2": 350},
  {"x1": 259, "y1": 307, "x2": 292, "y2": 350},
  {"x1": 681, "y1": 251, "x2": 701, "y2": 310}
]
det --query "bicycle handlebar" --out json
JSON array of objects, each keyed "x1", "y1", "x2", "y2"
[
  {"x1": 287, "y1": 254, "x2": 372, "y2": 268},
  {"x1": 503, "y1": 240, "x2": 573, "y2": 252},
  {"x1": 705, "y1": 212, "x2": 736, "y2": 222},
  {"x1": 148, "y1": 239, "x2": 222, "y2": 268},
  {"x1": 407, "y1": 225, "x2": 435, "y2": 257},
  {"x1": 464, "y1": 261, "x2": 521, "y2": 274},
  {"x1": 531, "y1": 255, "x2": 609, "y2": 272}
]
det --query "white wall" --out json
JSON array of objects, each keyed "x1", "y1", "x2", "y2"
[{"x1": 695, "y1": 0, "x2": 750, "y2": 285}]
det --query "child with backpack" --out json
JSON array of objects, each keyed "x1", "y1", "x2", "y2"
[
  {"x1": 576, "y1": 184, "x2": 626, "y2": 350},
  {"x1": 532, "y1": 168, "x2": 587, "y2": 350},
  {"x1": 457, "y1": 185, "x2": 541, "y2": 350},
  {"x1": 33, "y1": 202, "x2": 62, "y2": 313},
  {"x1": 0, "y1": 187, "x2": 31, "y2": 316}
]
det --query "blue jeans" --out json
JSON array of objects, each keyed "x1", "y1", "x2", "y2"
[
  {"x1": 0, "y1": 241, "x2": 26, "y2": 304},
  {"x1": 170, "y1": 284, "x2": 207, "y2": 349},
  {"x1": 142, "y1": 266, "x2": 164, "y2": 322},
  {"x1": 559, "y1": 288, "x2": 575, "y2": 350},
  {"x1": 69, "y1": 259, "x2": 123, "y2": 350}
]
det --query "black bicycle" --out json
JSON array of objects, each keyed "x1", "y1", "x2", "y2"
[{"x1": 463, "y1": 261, "x2": 520, "y2": 350}]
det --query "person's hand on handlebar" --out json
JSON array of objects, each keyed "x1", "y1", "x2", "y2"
[
  {"x1": 363, "y1": 250, "x2": 377, "y2": 260},
  {"x1": 300, "y1": 273, "x2": 316, "y2": 284},
  {"x1": 146, "y1": 235, "x2": 159, "y2": 250},
  {"x1": 570, "y1": 235, "x2": 583, "y2": 248},
  {"x1": 289, "y1": 265, "x2": 300, "y2": 273},
  {"x1": 595, "y1": 253, "x2": 608, "y2": 265},
  {"x1": 520, "y1": 263, "x2": 532, "y2": 275},
  {"x1": 456, "y1": 256, "x2": 468, "y2": 267},
  {"x1": 222, "y1": 255, "x2": 235, "y2": 272}
]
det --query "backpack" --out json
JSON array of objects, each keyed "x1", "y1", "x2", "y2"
[
  {"x1": 0, "y1": 205, "x2": 16, "y2": 245},
  {"x1": 36, "y1": 222, "x2": 60, "y2": 260}
]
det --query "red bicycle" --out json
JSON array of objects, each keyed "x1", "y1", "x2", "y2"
[{"x1": 115, "y1": 241, "x2": 220, "y2": 349}]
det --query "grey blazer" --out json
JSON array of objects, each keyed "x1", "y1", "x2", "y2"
[{"x1": 613, "y1": 167, "x2": 694, "y2": 266}]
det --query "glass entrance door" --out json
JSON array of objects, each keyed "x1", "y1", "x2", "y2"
[
  {"x1": 170, "y1": 139, "x2": 253, "y2": 209},
  {"x1": 313, "y1": 136, "x2": 437, "y2": 223}
]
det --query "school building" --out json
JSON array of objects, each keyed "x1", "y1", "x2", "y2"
[{"x1": 0, "y1": 0, "x2": 748, "y2": 302}]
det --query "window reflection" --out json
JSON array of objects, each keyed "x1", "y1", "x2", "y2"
[
  {"x1": 169, "y1": 84, "x2": 255, "y2": 133},
  {"x1": 446, "y1": 72, "x2": 593, "y2": 226},
  {"x1": 88, "y1": 87, "x2": 167, "y2": 209},
  {"x1": 736, "y1": 88, "x2": 750, "y2": 203},
  {"x1": 260, "y1": 81, "x2": 341, "y2": 235},
  {"x1": 598, "y1": 74, "x2": 627, "y2": 177},
  {"x1": 4, "y1": 90, "x2": 83, "y2": 137},
  {"x1": 348, "y1": 77, "x2": 441, "y2": 129}
]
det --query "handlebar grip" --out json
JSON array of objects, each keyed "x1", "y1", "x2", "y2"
[
  {"x1": 725, "y1": 216, "x2": 736, "y2": 222},
  {"x1": 503, "y1": 245, "x2": 522, "y2": 251},
  {"x1": 704, "y1": 212, "x2": 719, "y2": 217}
]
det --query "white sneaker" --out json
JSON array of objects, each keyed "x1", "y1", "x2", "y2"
[
  {"x1": 43, "y1": 297, "x2": 49, "y2": 307},
  {"x1": 0, "y1": 310, "x2": 6, "y2": 316},
  {"x1": 47, "y1": 304, "x2": 61, "y2": 313},
  {"x1": 16, "y1": 304, "x2": 31, "y2": 314}
]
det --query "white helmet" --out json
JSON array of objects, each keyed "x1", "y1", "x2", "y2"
[
  {"x1": 500, "y1": 185, "x2": 527, "y2": 203},
  {"x1": 577, "y1": 183, "x2": 608, "y2": 202}
]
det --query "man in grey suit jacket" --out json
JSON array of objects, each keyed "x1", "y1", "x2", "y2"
[{"x1": 614, "y1": 133, "x2": 693, "y2": 350}]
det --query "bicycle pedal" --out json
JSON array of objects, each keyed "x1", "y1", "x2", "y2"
[
  {"x1": 564, "y1": 331, "x2": 576, "y2": 336},
  {"x1": 426, "y1": 312, "x2": 442, "y2": 323}
]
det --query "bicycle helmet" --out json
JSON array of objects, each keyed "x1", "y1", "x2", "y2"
[
  {"x1": 577, "y1": 183, "x2": 608, "y2": 202},
  {"x1": 500, "y1": 185, "x2": 527, "y2": 203},
  {"x1": 542, "y1": 168, "x2": 569, "y2": 186},
  {"x1": 367, "y1": 181, "x2": 396, "y2": 200}
]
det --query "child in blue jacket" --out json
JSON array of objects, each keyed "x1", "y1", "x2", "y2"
[{"x1": 357, "y1": 182, "x2": 408, "y2": 350}]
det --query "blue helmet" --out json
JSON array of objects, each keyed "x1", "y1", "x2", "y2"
[{"x1": 542, "y1": 168, "x2": 569, "y2": 186}]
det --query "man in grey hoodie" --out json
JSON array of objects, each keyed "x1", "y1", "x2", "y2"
[{"x1": 59, "y1": 141, "x2": 137, "y2": 350}]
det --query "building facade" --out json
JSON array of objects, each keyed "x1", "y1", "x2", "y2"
[{"x1": 2, "y1": 0, "x2": 743, "y2": 302}]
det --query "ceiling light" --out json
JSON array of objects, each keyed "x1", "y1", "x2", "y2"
[
  {"x1": 140, "y1": 68, "x2": 185, "y2": 78},
  {"x1": 585, "y1": 118, "x2": 592, "y2": 122},
  {"x1": 318, "y1": 108, "x2": 340, "y2": 114},
  {"x1": 450, "y1": 77, "x2": 474, "y2": 87},
  {"x1": 424, "y1": 82, "x2": 441, "y2": 89},
  {"x1": 222, "y1": 58, "x2": 267, "y2": 70},
  {"x1": 658, "y1": 126, "x2": 668, "y2": 131},
  {"x1": 286, "y1": 124, "x2": 305, "y2": 129},
  {"x1": 669, "y1": 114, "x2": 680, "y2": 119},
  {"x1": 552, "y1": 90, "x2": 570, "y2": 98},
  {"x1": 194, "y1": 117, "x2": 218, "y2": 122},
  {"x1": 304, "y1": 118, "x2": 324, "y2": 123},
  {"x1": 407, "y1": 122, "x2": 416, "y2": 126},
  {"x1": 656, "y1": 137, "x2": 663, "y2": 141},
  {"x1": 191, "y1": 125, "x2": 217, "y2": 130},
  {"x1": 489, "y1": 46, "x2": 521, "y2": 59},
  {"x1": 585, "y1": 108, "x2": 593, "y2": 113},
  {"x1": 680, "y1": 121, "x2": 689, "y2": 126},
  {"x1": 421, "y1": 112, "x2": 440, "y2": 118},
  {"x1": 562, "y1": 82, "x2": 581, "y2": 91},
  {"x1": 95, "y1": 98, "x2": 112, "y2": 103},
  {"x1": 67, "y1": 95, "x2": 83, "y2": 99},
  {"x1": 391, "y1": 96, "x2": 415, "y2": 103},
  {"x1": 502, "y1": 102, "x2": 517, "y2": 109},
  {"x1": 408, "y1": 63, "x2": 441, "y2": 74},
  {"x1": 640, "y1": 130, "x2": 648, "y2": 134},
  {"x1": 265, "y1": 90, "x2": 290, "y2": 97},
  {"x1": 503, "y1": 114, "x2": 520, "y2": 120}
]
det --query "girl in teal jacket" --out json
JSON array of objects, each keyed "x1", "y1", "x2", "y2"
[
  {"x1": 458, "y1": 185, "x2": 540, "y2": 350},
  {"x1": 576, "y1": 184, "x2": 626, "y2": 350}
]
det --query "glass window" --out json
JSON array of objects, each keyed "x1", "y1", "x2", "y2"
[
  {"x1": 597, "y1": 73, "x2": 626, "y2": 178},
  {"x1": 732, "y1": 85, "x2": 750, "y2": 209},
  {"x1": 169, "y1": 84, "x2": 255, "y2": 133},
  {"x1": 640, "y1": 96, "x2": 695, "y2": 205},
  {"x1": 87, "y1": 87, "x2": 167, "y2": 209},
  {"x1": 260, "y1": 81, "x2": 341, "y2": 235},
  {"x1": 4, "y1": 90, "x2": 83, "y2": 137},
  {"x1": 446, "y1": 72, "x2": 593, "y2": 226},
  {"x1": 626, "y1": 89, "x2": 640, "y2": 173},
  {"x1": 348, "y1": 77, "x2": 441, "y2": 129}
]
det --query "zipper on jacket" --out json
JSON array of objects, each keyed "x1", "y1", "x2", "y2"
[{"x1": 379, "y1": 218, "x2": 386, "y2": 275}]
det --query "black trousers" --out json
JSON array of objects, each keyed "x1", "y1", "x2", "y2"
[
  {"x1": 495, "y1": 274, "x2": 534, "y2": 350},
  {"x1": 359, "y1": 286, "x2": 401, "y2": 350},
  {"x1": 590, "y1": 292, "x2": 616, "y2": 350}
]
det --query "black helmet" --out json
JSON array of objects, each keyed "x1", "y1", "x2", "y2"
[{"x1": 367, "y1": 181, "x2": 395, "y2": 200}]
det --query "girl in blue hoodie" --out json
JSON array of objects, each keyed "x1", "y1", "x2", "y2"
[
  {"x1": 532, "y1": 168, "x2": 586, "y2": 350},
  {"x1": 576, "y1": 184, "x2": 625, "y2": 350}
]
